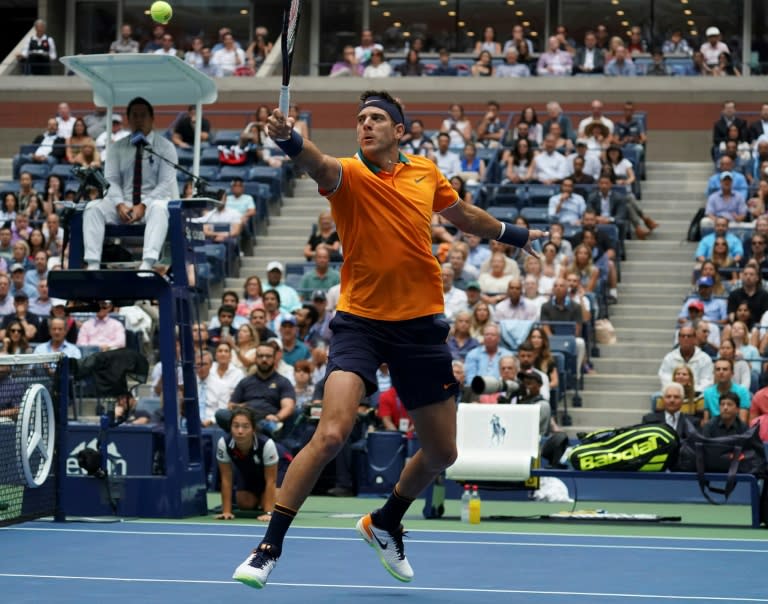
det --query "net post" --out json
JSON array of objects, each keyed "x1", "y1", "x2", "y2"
[{"x1": 54, "y1": 355, "x2": 69, "y2": 523}]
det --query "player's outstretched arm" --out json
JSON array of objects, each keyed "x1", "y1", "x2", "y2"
[
  {"x1": 441, "y1": 200, "x2": 548, "y2": 256},
  {"x1": 267, "y1": 109, "x2": 341, "y2": 192}
]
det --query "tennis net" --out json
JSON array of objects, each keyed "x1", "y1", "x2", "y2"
[{"x1": 0, "y1": 353, "x2": 67, "y2": 526}]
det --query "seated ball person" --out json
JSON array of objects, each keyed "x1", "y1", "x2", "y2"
[{"x1": 215, "y1": 407, "x2": 278, "y2": 521}]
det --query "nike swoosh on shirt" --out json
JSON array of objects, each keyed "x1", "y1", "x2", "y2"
[{"x1": 414, "y1": 175, "x2": 427, "y2": 183}]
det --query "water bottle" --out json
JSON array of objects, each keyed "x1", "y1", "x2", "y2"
[
  {"x1": 460, "y1": 484, "x2": 471, "y2": 523},
  {"x1": 468, "y1": 484, "x2": 481, "y2": 524}
]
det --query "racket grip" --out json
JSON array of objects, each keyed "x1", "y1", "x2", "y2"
[{"x1": 279, "y1": 85, "x2": 290, "y2": 116}]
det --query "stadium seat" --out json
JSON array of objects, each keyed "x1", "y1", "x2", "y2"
[
  {"x1": 486, "y1": 206, "x2": 518, "y2": 222},
  {"x1": 19, "y1": 163, "x2": 50, "y2": 180},
  {"x1": 218, "y1": 165, "x2": 250, "y2": 181},
  {"x1": 176, "y1": 147, "x2": 194, "y2": 167},
  {"x1": 493, "y1": 184, "x2": 525, "y2": 207},
  {"x1": 520, "y1": 207, "x2": 549, "y2": 224},
  {"x1": 200, "y1": 147, "x2": 221, "y2": 165},
  {"x1": 212, "y1": 129, "x2": 242, "y2": 146},
  {"x1": 248, "y1": 166, "x2": 283, "y2": 202},
  {"x1": 526, "y1": 184, "x2": 558, "y2": 206},
  {"x1": 49, "y1": 163, "x2": 77, "y2": 180},
  {"x1": 197, "y1": 165, "x2": 220, "y2": 182}
]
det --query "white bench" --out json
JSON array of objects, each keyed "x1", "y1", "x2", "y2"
[{"x1": 446, "y1": 404, "x2": 540, "y2": 482}]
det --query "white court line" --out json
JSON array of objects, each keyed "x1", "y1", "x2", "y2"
[
  {"x1": 119, "y1": 519, "x2": 768, "y2": 543},
  {"x1": 5, "y1": 526, "x2": 768, "y2": 554},
  {"x1": 0, "y1": 573, "x2": 765, "y2": 602}
]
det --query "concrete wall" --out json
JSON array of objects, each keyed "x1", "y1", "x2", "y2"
[{"x1": 0, "y1": 75, "x2": 765, "y2": 159}]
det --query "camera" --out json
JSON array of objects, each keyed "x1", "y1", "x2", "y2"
[
  {"x1": 470, "y1": 376, "x2": 522, "y2": 404},
  {"x1": 71, "y1": 165, "x2": 110, "y2": 194}
]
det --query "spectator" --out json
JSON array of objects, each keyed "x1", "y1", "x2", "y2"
[
  {"x1": 25, "y1": 251, "x2": 48, "y2": 290},
  {"x1": 441, "y1": 104, "x2": 473, "y2": 148},
  {"x1": 748, "y1": 103, "x2": 768, "y2": 142},
  {"x1": 82, "y1": 96, "x2": 179, "y2": 272},
  {"x1": 577, "y1": 99, "x2": 614, "y2": 138},
  {"x1": 17, "y1": 19, "x2": 56, "y2": 75},
  {"x1": 662, "y1": 30, "x2": 692, "y2": 55},
  {"x1": 278, "y1": 316, "x2": 311, "y2": 366},
  {"x1": 207, "y1": 341, "x2": 246, "y2": 421},
  {"x1": 503, "y1": 138, "x2": 536, "y2": 184},
  {"x1": 678, "y1": 276, "x2": 728, "y2": 327},
  {"x1": 478, "y1": 252, "x2": 516, "y2": 305},
  {"x1": 246, "y1": 31, "x2": 272, "y2": 71},
  {"x1": 236, "y1": 276, "x2": 264, "y2": 319},
  {"x1": 447, "y1": 242, "x2": 480, "y2": 290},
  {"x1": 658, "y1": 324, "x2": 714, "y2": 390},
  {"x1": 13, "y1": 118, "x2": 66, "y2": 178},
  {"x1": 463, "y1": 322, "x2": 513, "y2": 386},
  {"x1": 615, "y1": 101, "x2": 647, "y2": 153},
  {"x1": 719, "y1": 336, "x2": 752, "y2": 390},
  {"x1": 474, "y1": 26, "x2": 502, "y2": 56},
  {"x1": 172, "y1": 105, "x2": 211, "y2": 148},
  {"x1": 355, "y1": 28, "x2": 383, "y2": 66},
  {"x1": 646, "y1": 49, "x2": 672, "y2": 76},
  {"x1": 28, "y1": 279, "x2": 51, "y2": 317},
  {"x1": 265, "y1": 262, "x2": 301, "y2": 313},
  {"x1": 183, "y1": 36, "x2": 205, "y2": 69},
  {"x1": 574, "y1": 30, "x2": 604, "y2": 74},
  {"x1": 1, "y1": 319, "x2": 32, "y2": 354},
  {"x1": 626, "y1": 26, "x2": 648, "y2": 55},
  {"x1": 537, "y1": 35, "x2": 573, "y2": 76},
  {"x1": 729, "y1": 320, "x2": 761, "y2": 375},
  {"x1": 9, "y1": 262, "x2": 34, "y2": 297},
  {"x1": 502, "y1": 24, "x2": 534, "y2": 56},
  {"x1": 534, "y1": 134, "x2": 569, "y2": 184},
  {"x1": 700, "y1": 26, "x2": 730, "y2": 68},
  {"x1": 470, "y1": 50, "x2": 494, "y2": 77},
  {"x1": 153, "y1": 33, "x2": 178, "y2": 57},
  {"x1": 64, "y1": 118, "x2": 90, "y2": 163},
  {"x1": 441, "y1": 264, "x2": 469, "y2": 322},
  {"x1": 434, "y1": 133, "x2": 461, "y2": 179},
  {"x1": 493, "y1": 278, "x2": 539, "y2": 321},
  {"x1": 516, "y1": 106, "x2": 543, "y2": 146},
  {"x1": 330, "y1": 45, "x2": 362, "y2": 77},
  {"x1": 605, "y1": 45, "x2": 637, "y2": 76},
  {"x1": 212, "y1": 33, "x2": 246, "y2": 76},
  {"x1": 712, "y1": 101, "x2": 748, "y2": 148},
  {"x1": 0, "y1": 291, "x2": 43, "y2": 343},
  {"x1": 689, "y1": 50, "x2": 714, "y2": 76},
  {"x1": 17, "y1": 172, "x2": 37, "y2": 209},
  {"x1": 656, "y1": 364, "x2": 705, "y2": 423},
  {"x1": 110, "y1": 24, "x2": 139, "y2": 54},
  {"x1": 495, "y1": 47, "x2": 530, "y2": 77},
  {"x1": 299, "y1": 244, "x2": 340, "y2": 295},
  {"x1": 198, "y1": 193, "x2": 243, "y2": 243},
  {"x1": 586, "y1": 174, "x2": 628, "y2": 225},
  {"x1": 705, "y1": 172, "x2": 747, "y2": 224},
  {"x1": 749, "y1": 385, "x2": 768, "y2": 435},
  {"x1": 209, "y1": 304, "x2": 238, "y2": 348},
  {"x1": 474, "y1": 101, "x2": 504, "y2": 149},
  {"x1": 197, "y1": 47, "x2": 222, "y2": 78},
  {"x1": 304, "y1": 210, "x2": 341, "y2": 262},
  {"x1": 727, "y1": 264, "x2": 768, "y2": 326},
  {"x1": 693, "y1": 318, "x2": 719, "y2": 358},
  {"x1": 71, "y1": 138, "x2": 101, "y2": 169},
  {"x1": 95, "y1": 114, "x2": 130, "y2": 154},
  {"x1": 76, "y1": 300, "x2": 126, "y2": 351},
  {"x1": 542, "y1": 101, "x2": 576, "y2": 143},
  {"x1": 431, "y1": 48, "x2": 458, "y2": 76},
  {"x1": 713, "y1": 51, "x2": 741, "y2": 77},
  {"x1": 447, "y1": 310, "x2": 478, "y2": 361},
  {"x1": 695, "y1": 216, "x2": 744, "y2": 264},
  {"x1": 249, "y1": 307, "x2": 277, "y2": 343},
  {"x1": 363, "y1": 49, "x2": 392, "y2": 78},
  {"x1": 469, "y1": 301, "x2": 494, "y2": 340},
  {"x1": 143, "y1": 24, "x2": 166, "y2": 53},
  {"x1": 525, "y1": 327, "x2": 560, "y2": 395},
  {"x1": 643, "y1": 383, "x2": 696, "y2": 437},
  {"x1": 33, "y1": 317, "x2": 81, "y2": 358},
  {"x1": 215, "y1": 342, "x2": 295, "y2": 436},
  {"x1": 548, "y1": 178, "x2": 586, "y2": 225},
  {"x1": 704, "y1": 392, "x2": 747, "y2": 437}
]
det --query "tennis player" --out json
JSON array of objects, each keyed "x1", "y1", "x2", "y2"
[
  {"x1": 215, "y1": 407, "x2": 278, "y2": 522},
  {"x1": 233, "y1": 90, "x2": 547, "y2": 588}
]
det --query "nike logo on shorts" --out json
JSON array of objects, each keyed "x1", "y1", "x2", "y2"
[{"x1": 414, "y1": 175, "x2": 427, "y2": 183}]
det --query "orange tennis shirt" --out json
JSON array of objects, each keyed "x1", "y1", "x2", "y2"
[{"x1": 322, "y1": 151, "x2": 459, "y2": 321}]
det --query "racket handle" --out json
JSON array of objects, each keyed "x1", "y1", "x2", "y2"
[{"x1": 279, "y1": 85, "x2": 290, "y2": 116}]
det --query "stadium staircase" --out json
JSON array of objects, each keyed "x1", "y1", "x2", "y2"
[
  {"x1": 221, "y1": 163, "x2": 712, "y2": 439},
  {"x1": 573, "y1": 161, "x2": 710, "y2": 437}
]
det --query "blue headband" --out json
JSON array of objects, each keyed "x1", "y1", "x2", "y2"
[{"x1": 358, "y1": 96, "x2": 405, "y2": 125}]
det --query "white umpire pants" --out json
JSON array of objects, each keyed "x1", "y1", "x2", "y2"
[{"x1": 83, "y1": 198, "x2": 169, "y2": 266}]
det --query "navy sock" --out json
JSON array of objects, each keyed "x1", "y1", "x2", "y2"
[
  {"x1": 260, "y1": 503, "x2": 297, "y2": 555},
  {"x1": 371, "y1": 486, "x2": 414, "y2": 532}
]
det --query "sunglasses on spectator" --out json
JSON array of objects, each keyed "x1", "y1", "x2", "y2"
[{"x1": 9, "y1": 328, "x2": 22, "y2": 333}]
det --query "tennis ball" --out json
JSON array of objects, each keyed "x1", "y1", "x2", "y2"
[{"x1": 150, "y1": 1, "x2": 173, "y2": 25}]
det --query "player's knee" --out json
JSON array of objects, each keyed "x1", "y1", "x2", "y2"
[
  {"x1": 311, "y1": 426, "x2": 347, "y2": 459},
  {"x1": 423, "y1": 441, "x2": 458, "y2": 472}
]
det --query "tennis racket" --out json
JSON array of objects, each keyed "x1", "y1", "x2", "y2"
[{"x1": 279, "y1": 0, "x2": 302, "y2": 116}]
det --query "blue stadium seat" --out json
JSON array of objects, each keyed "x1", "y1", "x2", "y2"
[
  {"x1": 218, "y1": 165, "x2": 250, "y2": 181},
  {"x1": 526, "y1": 184, "x2": 558, "y2": 206},
  {"x1": 248, "y1": 166, "x2": 282, "y2": 202},
  {"x1": 493, "y1": 184, "x2": 525, "y2": 207},
  {"x1": 486, "y1": 206, "x2": 518, "y2": 222},
  {"x1": 19, "y1": 163, "x2": 50, "y2": 179},
  {"x1": 520, "y1": 207, "x2": 549, "y2": 224},
  {"x1": 212, "y1": 129, "x2": 242, "y2": 146},
  {"x1": 200, "y1": 147, "x2": 220, "y2": 165},
  {"x1": 176, "y1": 148, "x2": 194, "y2": 167},
  {"x1": 197, "y1": 165, "x2": 220, "y2": 182},
  {"x1": 49, "y1": 163, "x2": 76, "y2": 179}
]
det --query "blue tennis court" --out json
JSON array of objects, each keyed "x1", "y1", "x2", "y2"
[{"x1": 1, "y1": 521, "x2": 766, "y2": 603}]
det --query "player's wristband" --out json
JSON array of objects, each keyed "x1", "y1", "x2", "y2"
[
  {"x1": 274, "y1": 130, "x2": 304, "y2": 158},
  {"x1": 496, "y1": 222, "x2": 529, "y2": 248}
]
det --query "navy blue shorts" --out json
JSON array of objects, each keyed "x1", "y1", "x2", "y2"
[{"x1": 326, "y1": 311, "x2": 458, "y2": 410}]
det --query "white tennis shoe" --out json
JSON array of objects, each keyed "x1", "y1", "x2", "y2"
[
  {"x1": 356, "y1": 513, "x2": 414, "y2": 582},
  {"x1": 232, "y1": 544, "x2": 279, "y2": 589}
]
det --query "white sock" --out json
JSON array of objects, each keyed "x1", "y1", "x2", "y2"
[{"x1": 609, "y1": 288, "x2": 618, "y2": 298}]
